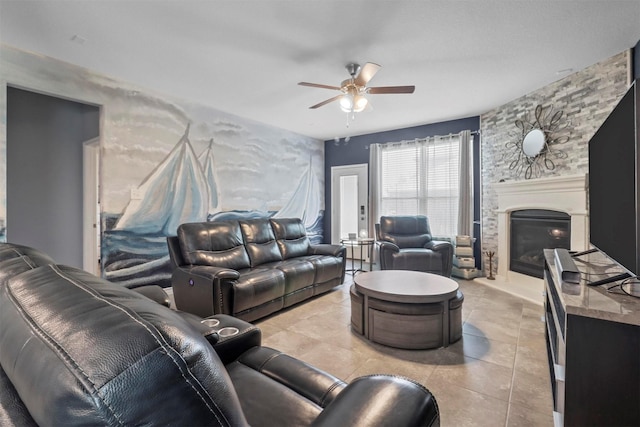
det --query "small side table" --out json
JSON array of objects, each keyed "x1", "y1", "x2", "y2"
[{"x1": 340, "y1": 238, "x2": 375, "y2": 274}]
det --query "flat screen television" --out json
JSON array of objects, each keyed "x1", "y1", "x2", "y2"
[{"x1": 587, "y1": 80, "x2": 640, "y2": 285}]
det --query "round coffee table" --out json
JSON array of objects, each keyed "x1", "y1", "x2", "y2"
[{"x1": 351, "y1": 270, "x2": 462, "y2": 349}]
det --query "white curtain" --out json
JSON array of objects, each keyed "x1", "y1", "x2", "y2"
[
  {"x1": 368, "y1": 143, "x2": 382, "y2": 238},
  {"x1": 457, "y1": 130, "x2": 473, "y2": 237},
  {"x1": 369, "y1": 131, "x2": 473, "y2": 239}
]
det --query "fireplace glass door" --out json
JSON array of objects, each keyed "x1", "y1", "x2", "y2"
[{"x1": 510, "y1": 209, "x2": 570, "y2": 278}]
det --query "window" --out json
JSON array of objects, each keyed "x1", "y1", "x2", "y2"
[{"x1": 377, "y1": 134, "x2": 461, "y2": 237}]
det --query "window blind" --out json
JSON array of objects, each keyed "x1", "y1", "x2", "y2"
[{"x1": 378, "y1": 134, "x2": 460, "y2": 237}]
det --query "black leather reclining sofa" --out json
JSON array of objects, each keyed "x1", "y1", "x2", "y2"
[
  {"x1": 168, "y1": 217, "x2": 347, "y2": 321},
  {"x1": 0, "y1": 243, "x2": 440, "y2": 426}
]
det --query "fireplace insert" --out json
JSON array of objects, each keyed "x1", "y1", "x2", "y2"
[{"x1": 510, "y1": 209, "x2": 570, "y2": 278}]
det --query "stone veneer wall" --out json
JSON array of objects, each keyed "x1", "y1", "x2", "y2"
[{"x1": 480, "y1": 50, "x2": 631, "y2": 274}]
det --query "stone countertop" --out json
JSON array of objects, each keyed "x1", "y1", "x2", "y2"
[{"x1": 544, "y1": 249, "x2": 640, "y2": 326}]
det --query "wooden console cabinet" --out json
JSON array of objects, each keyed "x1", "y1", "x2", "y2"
[{"x1": 543, "y1": 249, "x2": 640, "y2": 426}]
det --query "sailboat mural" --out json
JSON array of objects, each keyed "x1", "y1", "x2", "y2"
[
  {"x1": 198, "y1": 138, "x2": 220, "y2": 215},
  {"x1": 273, "y1": 157, "x2": 320, "y2": 229},
  {"x1": 104, "y1": 124, "x2": 213, "y2": 287},
  {"x1": 103, "y1": 124, "x2": 322, "y2": 287},
  {"x1": 114, "y1": 124, "x2": 209, "y2": 235}
]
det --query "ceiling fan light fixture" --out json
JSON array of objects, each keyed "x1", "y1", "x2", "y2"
[
  {"x1": 300, "y1": 62, "x2": 413, "y2": 120},
  {"x1": 353, "y1": 94, "x2": 368, "y2": 112},
  {"x1": 339, "y1": 86, "x2": 368, "y2": 113},
  {"x1": 339, "y1": 94, "x2": 354, "y2": 112}
]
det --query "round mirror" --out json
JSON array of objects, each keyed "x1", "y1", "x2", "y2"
[{"x1": 522, "y1": 128, "x2": 546, "y2": 157}]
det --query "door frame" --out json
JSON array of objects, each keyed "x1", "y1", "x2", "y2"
[
  {"x1": 83, "y1": 137, "x2": 101, "y2": 275},
  {"x1": 330, "y1": 164, "x2": 368, "y2": 245}
]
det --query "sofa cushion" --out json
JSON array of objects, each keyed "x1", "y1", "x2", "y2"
[
  {"x1": 178, "y1": 221, "x2": 251, "y2": 270},
  {"x1": 270, "y1": 218, "x2": 311, "y2": 259},
  {"x1": 0, "y1": 365, "x2": 37, "y2": 427},
  {"x1": 0, "y1": 244, "x2": 56, "y2": 290},
  {"x1": 379, "y1": 215, "x2": 432, "y2": 248},
  {"x1": 240, "y1": 219, "x2": 283, "y2": 267},
  {"x1": 301, "y1": 255, "x2": 344, "y2": 285},
  {"x1": 273, "y1": 259, "x2": 316, "y2": 294},
  {"x1": 233, "y1": 267, "x2": 286, "y2": 313},
  {"x1": 0, "y1": 257, "x2": 48, "y2": 289},
  {"x1": 396, "y1": 248, "x2": 443, "y2": 272},
  {"x1": 0, "y1": 264, "x2": 249, "y2": 427},
  {"x1": 0, "y1": 244, "x2": 54, "y2": 265}
]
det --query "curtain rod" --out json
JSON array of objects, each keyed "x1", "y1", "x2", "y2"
[{"x1": 377, "y1": 130, "x2": 481, "y2": 147}]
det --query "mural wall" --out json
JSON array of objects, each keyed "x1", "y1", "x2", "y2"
[{"x1": 0, "y1": 45, "x2": 324, "y2": 286}]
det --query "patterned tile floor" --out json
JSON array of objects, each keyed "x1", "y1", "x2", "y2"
[
  {"x1": 168, "y1": 268, "x2": 554, "y2": 426},
  {"x1": 254, "y1": 271, "x2": 554, "y2": 427}
]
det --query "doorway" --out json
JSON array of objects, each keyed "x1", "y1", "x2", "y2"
[
  {"x1": 331, "y1": 164, "x2": 368, "y2": 249},
  {"x1": 7, "y1": 87, "x2": 100, "y2": 268}
]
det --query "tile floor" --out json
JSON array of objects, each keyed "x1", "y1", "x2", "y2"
[{"x1": 252, "y1": 272, "x2": 555, "y2": 427}]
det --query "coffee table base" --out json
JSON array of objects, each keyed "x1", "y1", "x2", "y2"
[{"x1": 350, "y1": 284, "x2": 463, "y2": 350}]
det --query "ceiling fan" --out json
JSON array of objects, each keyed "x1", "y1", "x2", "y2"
[{"x1": 299, "y1": 62, "x2": 415, "y2": 114}]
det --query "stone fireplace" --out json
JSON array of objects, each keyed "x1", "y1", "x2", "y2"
[
  {"x1": 509, "y1": 209, "x2": 571, "y2": 278},
  {"x1": 476, "y1": 174, "x2": 588, "y2": 304}
]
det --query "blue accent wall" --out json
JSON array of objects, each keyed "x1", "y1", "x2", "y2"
[
  {"x1": 323, "y1": 116, "x2": 480, "y2": 243},
  {"x1": 634, "y1": 39, "x2": 640, "y2": 81}
]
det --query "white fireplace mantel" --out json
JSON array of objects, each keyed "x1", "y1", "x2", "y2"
[{"x1": 477, "y1": 174, "x2": 588, "y2": 304}]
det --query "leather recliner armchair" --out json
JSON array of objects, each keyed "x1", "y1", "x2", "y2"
[
  {"x1": 377, "y1": 215, "x2": 454, "y2": 277},
  {"x1": 0, "y1": 242, "x2": 441, "y2": 427}
]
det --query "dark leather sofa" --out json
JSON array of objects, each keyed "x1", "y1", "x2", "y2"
[
  {"x1": 0, "y1": 243, "x2": 440, "y2": 426},
  {"x1": 168, "y1": 218, "x2": 347, "y2": 321},
  {"x1": 378, "y1": 215, "x2": 454, "y2": 277}
]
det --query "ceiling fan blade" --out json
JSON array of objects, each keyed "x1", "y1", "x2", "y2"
[
  {"x1": 368, "y1": 85, "x2": 415, "y2": 94},
  {"x1": 309, "y1": 95, "x2": 342, "y2": 109},
  {"x1": 298, "y1": 82, "x2": 342, "y2": 91},
  {"x1": 354, "y1": 62, "x2": 381, "y2": 86}
]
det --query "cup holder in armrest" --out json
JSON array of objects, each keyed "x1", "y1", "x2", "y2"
[
  {"x1": 217, "y1": 327, "x2": 240, "y2": 337},
  {"x1": 200, "y1": 318, "x2": 220, "y2": 328},
  {"x1": 193, "y1": 314, "x2": 262, "y2": 363},
  {"x1": 197, "y1": 318, "x2": 240, "y2": 345}
]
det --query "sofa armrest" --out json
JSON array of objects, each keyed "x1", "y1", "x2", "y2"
[
  {"x1": 310, "y1": 244, "x2": 346, "y2": 258},
  {"x1": 209, "y1": 315, "x2": 262, "y2": 364},
  {"x1": 425, "y1": 240, "x2": 452, "y2": 253},
  {"x1": 234, "y1": 347, "x2": 347, "y2": 407},
  {"x1": 378, "y1": 241, "x2": 400, "y2": 270},
  {"x1": 425, "y1": 240, "x2": 454, "y2": 277},
  {"x1": 171, "y1": 265, "x2": 240, "y2": 317},
  {"x1": 177, "y1": 312, "x2": 262, "y2": 364},
  {"x1": 312, "y1": 375, "x2": 439, "y2": 427},
  {"x1": 127, "y1": 284, "x2": 171, "y2": 307}
]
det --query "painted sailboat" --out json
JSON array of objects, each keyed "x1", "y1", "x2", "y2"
[
  {"x1": 198, "y1": 138, "x2": 220, "y2": 215},
  {"x1": 273, "y1": 157, "x2": 320, "y2": 229},
  {"x1": 113, "y1": 124, "x2": 209, "y2": 235}
]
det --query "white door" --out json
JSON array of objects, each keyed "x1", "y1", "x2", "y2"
[
  {"x1": 331, "y1": 164, "x2": 369, "y2": 255},
  {"x1": 83, "y1": 138, "x2": 101, "y2": 275}
]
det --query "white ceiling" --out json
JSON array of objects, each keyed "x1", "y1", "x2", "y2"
[{"x1": 1, "y1": 1, "x2": 639, "y2": 141}]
